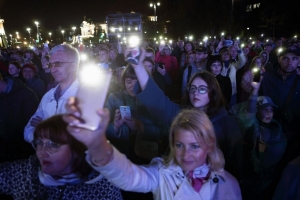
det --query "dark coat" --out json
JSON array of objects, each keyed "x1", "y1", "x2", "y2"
[{"x1": 0, "y1": 78, "x2": 39, "y2": 161}]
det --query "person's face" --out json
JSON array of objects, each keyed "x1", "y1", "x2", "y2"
[
  {"x1": 49, "y1": 52, "x2": 77, "y2": 84},
  {"x1": 22, "y1": 68, "x2": 34, "y2": 80},
  {"x1": 264, "y1": 46, "x2": 272, "y2": 53},
  {"x1": 257, "y1": 106, "x2": 274, "y2": 123},
  {"x1": 278, "y1": 53, "x2": 300, "y2": 73},
  {"x1": 109, "y1": 50, "x2": 117, "y2": 61},
  {"x1": 164, "y1": 48, "x2": 171, "y2": 55},
  {"x1": 220, "y1": 50, "x2": 230, "y2": 61},
  {"x1": 36, "y1": 138, "x2": 73, "y2": 176},
  {"x1": 99, "y1": 50, "x2": 109, "y2": 62},
  {"x1": 178, "y1": 41, "x2": 184, "y2": 48},
  {"x1": 145, "y1": 52, "x2": 155, "y2": 60},
  {"x1": 195, "y1": 52, "x2": 206, "y2": 62},
  {"x1": 210, "y1": 61, "x2": 222, "y2": 76},
  {"x1": 8, "y1": 64, "x2": 20, "y2": 76},
  {"x1": 25, "y1": 52, "x2": 33, "y2": 59},
  {"x1": 188, "y1": 54, "x2": 195, "y2": 64},
  {"x1": 260, "y1": 53, "x2": 267, "y2": 63},
  {"x1": 229, "y1": 47, "x2": 237, "y2": 58},
  {"x1": 143, "y1": 61, "x2": 154, "y2": 73},
  {"x1": 188, "y1": 77, "x2": 210, "y2": 108},
  {"x1": 254, "y1": 58, "x2": 262, "y2": 67},
  {"x1": 42, "y1": 58, "x2": 49, "y2": 69},
  {"x1": 174, "y1": 128, "x2": 209, "y2": 171},
  {"x1": 185, "y1": 43, "x2": 192, "y2": 52},
  {"x1": 124, "y1": 78, "x2": 137, "y2": 97}
]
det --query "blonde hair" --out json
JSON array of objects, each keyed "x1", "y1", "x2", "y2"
[{"x1": 164, "y1": 109, "x2": 225, "y2": 171}]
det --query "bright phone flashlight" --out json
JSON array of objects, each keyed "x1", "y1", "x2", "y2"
[
  {"x1": 128, "y1": 35, "x2": 140, "y2": 47},
  {"x1": 79, "y1": 64, "x2": 111, "y2": 86}
]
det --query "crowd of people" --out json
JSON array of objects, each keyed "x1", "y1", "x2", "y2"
[{"x1": 0, "y1": 34, "x2": 300, "y2": 200}]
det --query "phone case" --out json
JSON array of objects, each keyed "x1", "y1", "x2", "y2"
[
  {"x1": 120, "y1": 106, "x2": 131, "y2": 118},
  {"x1": 76, "y1": 68, "x2": 112, "y2": 130}
]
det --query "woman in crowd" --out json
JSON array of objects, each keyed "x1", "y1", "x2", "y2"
[
  {"x1": 21, "y1": 63, "x2": 46, "y2": 100},
  {"x1": 180, "y1": 41, "x2": 195, "y2": 68},
  {"x1": 206, "y1": 55, "x2": 232, "y2": 107},
  {"x1": 143, "y1": 57, "x2": 172, "y2": 96},
  {"x1": 64, "y1": 105, "x2": 242, "y2": 200},
  {"x1": 230, "y1": 78, "x2": 286, "y2": 200},
  {"x1": 240, "y1": 56, "x2": 265, "y2": 102},
  {"x1": 154, "y1": 44, "x2": 178, "y2": 82},
  {"x1": 104, "y1": 64, "x2": 168, "y2": 199},
  {"x1": 104, "y1": 64, "x2": 168, "y2": 165},
  {"x1": 8, "y1": 61, "x2": 22, "y2": 79},
  {"x1": 125, "y1": 48, "x2": 242, "y2": 179},
  {"x1": 259, "y1": 51, "x2": 273, "y2": 71},
  {"x1": 0, "y1": 115, "x2": 123, "y2": 200}
]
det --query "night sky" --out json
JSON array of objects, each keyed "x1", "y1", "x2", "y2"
[{"x1": 0, "y1": 0, "x2": 157, "y2": 36}]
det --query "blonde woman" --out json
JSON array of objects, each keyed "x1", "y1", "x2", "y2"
[{"x1": 64, "y1": 106, "x2": 241, "y2": 200}]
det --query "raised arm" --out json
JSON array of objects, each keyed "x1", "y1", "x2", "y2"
[{"x1": 63, "y1": 97, "x2": 160, "y2": 192}]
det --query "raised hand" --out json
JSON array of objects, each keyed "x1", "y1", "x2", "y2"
[{"x1": 63, "y1": 97, "x2": 110, "y2": 148}]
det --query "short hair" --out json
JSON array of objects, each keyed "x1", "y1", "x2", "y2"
[
  {"x1": 49, "y1": 44, "x2": 80, "y2": 66},
  {"x1": 164, "y1": 109, "x2": 225, "y2": 171},
  {"x1": 99, "y1": 48, "x2": 109, "y2": 54},
  {"x1": 143, "y1": 57, "x2": 155, "y2": 65},
  {"x1": 34, "y1": 115, "x2": 92, "y2": 178},
  {"x1": 9, "y1": 61, "x2": 22, "y2": 70},
  {"x1": 184, "y1": 41, "x2": 195, "y2": 52},
  {"x1": 182, "y1": 71, "x2": 225, "y2": 117},
  {"x1": 145, "y1": 47, "x2": 155, "y2": 54},
  {"x1": 206, "y1": 55, "x2": 223, "y2": 73},
  {"x1": 121, "y1": 65, "x2": 137, "y2": 88}
]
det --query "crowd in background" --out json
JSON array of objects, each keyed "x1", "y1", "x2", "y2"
[{"x1": 0, "y1": 33, "x2": 300, "y2": 199}]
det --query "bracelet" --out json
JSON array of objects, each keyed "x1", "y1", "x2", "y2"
[{"x1": 91, "y1": 141, "x2": 113, "y2": 166}]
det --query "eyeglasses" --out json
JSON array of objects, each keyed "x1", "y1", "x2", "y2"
[
  {"x1": 32, "y1": 139, "x2": 62, "y2": 153},
  {"x1": 187, "y1": 85, "x2": 209, "y2": 94},
  {"x1": 47, "y1": 62, "x2": 74, "y2": 68}
]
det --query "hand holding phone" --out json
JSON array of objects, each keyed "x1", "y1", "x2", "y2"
[
  {"x1": 76, "y1": 65, "x2": 112, "y2": 130},
  {"x1": 120, "y1": 106, "x2": 131, "y2": 118},
  {"x1": 155, "y1": 62, "x2": 164, "y2": 69},
  {"x1": 252, "y1": 67, "x2": 261, "y2": 82}
]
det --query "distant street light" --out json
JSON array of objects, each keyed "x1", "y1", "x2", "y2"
[
  {"x1": 26, "y1": 28, "x2": 31, "y2": 43},
  {"x1": 35, "y1": 21, "x2": 39, "y2": 42},
  {"x1": 72, "y1": 27, "x2": 76, "y2": 35},
  {"x1": 150, "y1": 2, "x2": 160, "y2": 36},
  {"x1": 61, "y1": 30, "x2": 65, "y2": 42}
]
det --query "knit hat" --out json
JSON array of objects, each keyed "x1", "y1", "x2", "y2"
[
  {"x1": 22, "y1": 63, "x2": 37, "y2": 74},
  {"x1": 257, "y1": 96, "x2": 277, "y2": 110}
]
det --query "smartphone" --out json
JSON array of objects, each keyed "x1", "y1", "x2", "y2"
[
  {"x1": 125, "y1": 36, "x2": 140, "y2": 65},
  {"x1": 223, "y1": 40, "x2": 234, "y2": 47},
  {"x1": 252, "y1": 67, "x2": 261, "y2": 82},
  {"x1": 76, "y1": 65, "x2": 112, "y2": 130},
  {"x1": 155, "y1": 62, "x2": 164, "y2": 69},
  {"x1": 120, "y1": 106, "x2": 131, "y2": 118}
]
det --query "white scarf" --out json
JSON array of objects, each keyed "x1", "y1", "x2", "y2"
[{"x1": 38, "y1": 169, "x2": 104, "y2": 186}]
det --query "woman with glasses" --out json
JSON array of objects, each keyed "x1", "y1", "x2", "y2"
[
  {"x1": 125, "y1": 48, "x2": 242, "y2": 180},
  {"x1": 0, "y1": 115, "x2": 123, "y2": 200}
]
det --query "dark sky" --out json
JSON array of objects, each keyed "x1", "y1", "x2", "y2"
[{"x1": 0, "y1": 0, "x2": 156, "y2": 36}]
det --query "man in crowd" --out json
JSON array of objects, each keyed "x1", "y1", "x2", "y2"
[
  {"x1": 24, "y1": 44, "x2": 80, "y2": 143},
  {"x1": 259, "y1": 45, "x2": 300, "y2": 165},
  {"x1": 194, "y1": 46, "x2": 208, "y2": 71}
]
